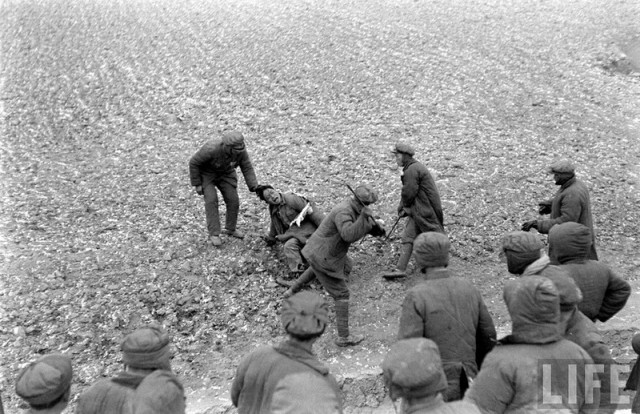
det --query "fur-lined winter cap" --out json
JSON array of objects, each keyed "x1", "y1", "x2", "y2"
[
  {"x1": 281, "y1": 292, "x2": 330, "y2": 337},
  {"x1": 381, "y1": 338, "x2": 447, "y2": 400},
  {"x1": 413, "y1": 232, "x2": 450, "y2": 268},
  {"x1": 221, "y1": 130, "x2": 245, "y2": 146},
  {"x1": 15, "y1": 354, "x2": 72, "y2": 407},
  {"x1": 547, "y1": 159, "x2": 575, "y2": 174},
  {"x1": 392, "y1": 143, "x2": 415, "y2": 156},
  {"x1": 121, "y1": 325, "x2": 172, "y2": 370}
]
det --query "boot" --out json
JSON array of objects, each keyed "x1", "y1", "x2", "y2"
[
  {"x1": 224, "y1": 229, "x2": 244, "y2": 239},
  {"x1": 381, "y1": 243, "x2": 412, "y2": 279},
  {"x1": 209, "y1": 235, "x2": 223, "y2": 247},
  {"x1": 282, "y1": 267, "x2": 315, "y2": 297},
  {"x1": 334, "y1": 299, "x2": 364, "y2": 347}
]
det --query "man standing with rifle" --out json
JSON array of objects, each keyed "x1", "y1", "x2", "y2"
[
  {"x1": 382, "y1": 142, "x2": 444, "y2": 279},
  {"x1": 283, "y1": 184, "x2": 386, "y2": 347}
]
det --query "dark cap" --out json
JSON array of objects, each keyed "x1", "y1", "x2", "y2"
[
  {"x1": 381, "y1": 338, "x2": 447, "y2": 400},
  {"x1": 15, "y1": 354, "x2": 73, "y2": 407},
  {"x1": 413, "y1": 232, "x2": 450, "y2": 269},
  {"x1": 221, "y1": 130, "x2": 245, "y2": 146},
  {"x1": 392, "y1": 143, "x2": 415, "y2": 156},
  {"x1": 354, "y1": 184, "x2": 378, "y2": 205},
  {"x1": 121, "y1": 325, "x2": 172, "y2": 370},
  {"x1": 547, "y1": 159, "x2": 575, "y2": 174},
  {"x1": 281, "y1": 292, "x2": 330, "y2": 337}
]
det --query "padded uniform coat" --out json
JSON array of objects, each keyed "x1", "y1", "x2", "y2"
[
  {"x1": 268, "y1": 193, "x2": 324, "y2": 244},
  {"x1": 231, "y1": 340, "x2": 342, "y2": 414},
  {"x1": 188, "y1": 139, "x2": 258, "y2": 189},
  {"x1": 464, "y1": 277, "x2": 598, "y2": 414},
  {"x1": 536, "y1": 177, "x2": 597, "y2": 261},
  {"x1": 397, "y1": 270, "x2": 496, "y2": 400},
  {"x1": 398, "y1": 159, "x2": 444, "y2": 233},
  {"x1": 550, "y1": 223, "x2": 630, "y2": 322},
  {"x1": 76, "y1": 371, "x2": 147, "y2": 414},
  {"x1": 301, "y1": 198, "x2": 374, "y2": 279}
]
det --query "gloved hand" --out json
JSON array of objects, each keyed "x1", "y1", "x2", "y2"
[
  {"x1": 398, "y1": 208, "x2": 409, "y2": 218},
  {"x1": 195, "y1": 185, "x2": 204, "y2": 196},
  {"x1": 538, "y1": 202, "x2": 552, "y2": 215},
  {"x1": 369, "y1": 222, "x2": 387, "y2": 238},
  {"x1": 521, "y1": 220, "x2": 538, "y2": 232}
]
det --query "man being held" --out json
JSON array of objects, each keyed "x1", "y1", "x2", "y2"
[
  {"x1": 398, "y1": 232, "x2": 496, "y2": 401},
  {"x1": 77, "y1": 325, "x2": 178, "y2": 414},
  {"x1": 383, "y1": 143, "x2": 444, "y2": 279},
  {"x1": 521, "y1": 159, "x2": 598, "y2": 261},
  {"x1": 382, "y1": 338, "x2": 480, "y2": 413},
  {"x1": 189, "y1": 130, "x2": 259, "y2": 247},
  {"x1": 283, "y1": 184, "x2": 385, "y2": 347},
  {"x1": 15, "y1": 354, "x2": 73, "y2": 414},
  {"x1": 231, "y1": 291, "x2": 342, "y2": 413},
  {"x1": 256, "y1": 185, "x2": 325, "y2": 284}
]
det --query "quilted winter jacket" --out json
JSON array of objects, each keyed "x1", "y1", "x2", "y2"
[
  {"x1": 268, "y1": 193, "x2": 325, "y2": 244},
  {"x1": 398, "y1": 270, "x2": 497, "y2": 398},
  {"x1": 231, "y1": 340, "x2": 342, "y2": 414},
  {"x1": 464, "y1": 277, "x2": 597, "y2": 414},
  {"x1": 76, "y1": 371, "x2": 147, "y2": 414},
  {"x1": 536, "y1": 177, "x2": 597, "y2": 261},
  {"x1": 550, "y1": 222, "x2": 630, "y2": 322},
  {"x1": 399, "y1": 159, "x2": 444, "y2": 233},
  {"x1": 564, "y1": 309, "x2": 617, "y2": 413},
  {"x1": 188, "y1": 139, "x2": 258, "y2": 189},
  {"x1": 302, "y1": 198, "x2": 374, "y2": 279}
]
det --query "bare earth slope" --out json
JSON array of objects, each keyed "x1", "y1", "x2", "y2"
[{"x1": 1, "y1": 0, "x2": 639, "y2": 412}]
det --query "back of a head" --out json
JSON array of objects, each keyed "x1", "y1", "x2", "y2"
[
  {"x1": 381, "y1": 338, "x2": 447, "y2": 401},
  {"x1": 15, "y1": 354, "x2": 73, "y2": 411},
  {"x1": 548, "y1": 222, "x2": 592, "y2": 264},
  {"x1": 412, "y1": 232, "x2": 450, "y2": 270},
  {"x1": 501, "y1": 231, "x2": 544, "y2": 275},
  {"x1": 121, "y1": 325, "x2": 172, "y2": 371},
  {"x1": 133, "y1": 370, "x2": 185, "y2": 414},
  {"x1": 281, "y1": 291, "x2": 329, "y2": 340},
  {"x1": 503, "y1": 276, "x2": 561, "y2": 344}
]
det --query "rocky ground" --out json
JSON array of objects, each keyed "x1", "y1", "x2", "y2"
[{"x1": 1, "y1": 0, "x2": 639, "y2": 412}]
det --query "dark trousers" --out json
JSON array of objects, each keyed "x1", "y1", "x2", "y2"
[{"x1": 202, "y1": 172, "x2": 239, "y2": 236}]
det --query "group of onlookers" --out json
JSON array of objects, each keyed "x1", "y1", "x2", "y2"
[{"x1": 6, "y1": 133, "x2": 637, "y2": 413}]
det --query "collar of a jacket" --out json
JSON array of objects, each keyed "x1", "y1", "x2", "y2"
[
  {"x1": 274, "y1": 340, "x2": 329, "y2": 375},
  {"x1": 404, "y1": 394, "x2": 446, "y2": 413},
  {"x1": 110, "y1": 370, "x2": 148, "y2": 389},
  {"x1": 559, "y1": 176, "x2": 576, "y2": 191},
  {"x1": 522, "y1": 254, "x2": 550, "y2": 276},
  {"x1": 403, "y1": 158, "x2": 417, "y2": 170}
]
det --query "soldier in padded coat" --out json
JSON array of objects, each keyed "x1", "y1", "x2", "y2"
[
  {"x1": 283, "y1": 184, "x2": 386, "y2": 347},
  {"x1": 548, "y1": 222, "x2": 630, "y2": 322},
  {"x1": 464, "y1": 277, "x2": 598, "y2": 413},
  {"x1": 521, "y1": 159, "x2": 597, "y2": 261},
  {"x1": 397, "y1": 232, "x2": 496, "y2": 401},
  {"x1": 383, "y1": 143, "x2": 444, "y2": 280},
  {"x1": 231, "y1": 292, "x2": 342, "y2": 414},
  {"x1": 189, "y1": 130, "x2": 258, "y2": 247}
]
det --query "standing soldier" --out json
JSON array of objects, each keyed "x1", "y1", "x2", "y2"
[
  {"x1": 283, "y1": 184, "x2": 386, "y2": 347},
  {"x1": 382, "y1": 143, "x2": 444, "y2": 279},
  {"x1": 398, "y1": 232, "x2": 496, "y2": 401},
  {"x1": 189, "y1": 130, "x2": 259, "y2": 247},
  {"x1": 521, "y1": 159, "x2": 598, "y2": 262},
  {"x1": 256, "y1": 185, "x2": 325, "y2": 284},
  {"x1": 231, "y1": 292, "x2": 342, "y2": 413}
]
